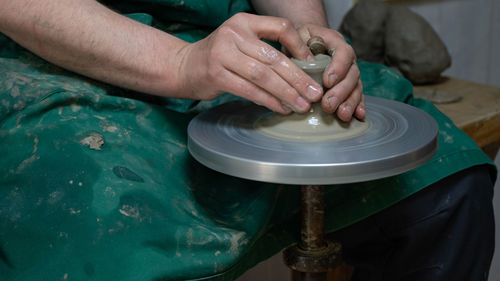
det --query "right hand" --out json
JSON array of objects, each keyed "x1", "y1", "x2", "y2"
[
  {"x1": 296, "y1": 24, "x2": 365, "y2": 122},
  {"x1": 175, "y1": 13, "x2": 324, "y2": 114}
]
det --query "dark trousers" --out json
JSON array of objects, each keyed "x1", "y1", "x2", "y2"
[{"x1": 330, "y1": 165, "x2": 496, "y2": 281}]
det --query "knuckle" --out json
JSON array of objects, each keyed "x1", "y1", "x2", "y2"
[
  {"x1": 346, "y1": 45, "x2": 357, "y2": 59},
  {"x1": 337, "y1": 44, "x2": 355, "y2": 61},
  {"x1": 216, "y1": 25, "x2": 236, "y2": 38},
  {"x1": 207, "y1": 63, "x2": 223, "y2": 82},
  {"x1": 351, "y1": 91, "x2": 361, "y2": 104},
  {"x1": 231, "y1": 12, "x2": 248, "y2": 22},
  {"x1": 278, "y1": 18, "x2": 293, "y2": 33},
  {"x1": 334, "y1": 85, "x2": 349, "y2": 100},
  {"x1": 259, "y1": 45, "x2": 281, "y2": 64},
  {"x1": 247, "y1": 62, "x2": 267, "y2": 81},
  {"x1": 236, "y1": 80, "x2": 253, "y2": 96},
  {"x1": 208, "y1": 46, "x2": 222, "y2": 61},
  {"x1": 352, "y1": 65, "x2": 361, "y2": 79},
  {"x1": 358, "y1": 81, "x2": 364, "y2": 93},
  {"x1": 283, "y1": 87, "x2": 297, "y2": 100},
  {"x1": 207, "y1": 36, "x2": 227, "y2": 57},
  {"x1": 332, "y1": 29, "x2": 343, "y2": 39}
]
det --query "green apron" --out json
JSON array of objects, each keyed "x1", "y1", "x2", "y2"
[{"x1": 0, "y1": 0, "x2": 495, "y2": 280}]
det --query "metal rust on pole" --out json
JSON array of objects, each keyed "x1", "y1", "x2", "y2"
[
  {"x1": 283, "y1": 185, "x2": 342, "y2": 281},
  {"x1": 300, "y1": 185, "x2": 326, "y2": 251}
]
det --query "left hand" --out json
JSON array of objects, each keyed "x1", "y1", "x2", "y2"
[{"x1": 293, "y1": 24, "x2": 366, "y2": 122}]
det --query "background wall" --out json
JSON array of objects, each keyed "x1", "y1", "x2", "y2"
[
  {"x1": 326, "y1": 0, "x2": 500, "y2": 87},
  {"x1": 238, "y1": 1, "x2": 500, "y2": 280}
]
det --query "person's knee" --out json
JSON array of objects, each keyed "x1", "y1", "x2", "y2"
[{"x1": 329, "y1": 164, "x2": 495, "y2": 281}]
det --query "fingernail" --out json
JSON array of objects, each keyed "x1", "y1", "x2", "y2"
[
  {"x1": 328, "y1": 73, "x2": 338, "y2": 86},
  {"x1": 306, "y1": 55, "x2": 315, "y2": 62},
  {"x1": 328, "y1": 96, "x2": 339, "y2": 111},
  {"x1": 295, "y1": 96, "x2": 310, "y2": 112},
  {"x1": 306, "y1": 84, "x2": 322, "y2": 100},
  {"x1": 356, "y1": 106, "x2": 366, "y2": 119},
  {"x1": 281, "y1": 102, "x2": 294, "y2": 113},
  {"x1": 340, "y1": 104, "x2": 353, "y2": 116}
]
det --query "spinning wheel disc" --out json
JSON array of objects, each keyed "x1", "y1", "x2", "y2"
[{"x1": 187, "y1": 96, "x2": 438, "y2": 185}]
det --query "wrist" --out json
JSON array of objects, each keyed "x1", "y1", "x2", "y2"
[
  {"x1": 152, "y1": 39, "x2": 191, "y2": 98},
  {"x1": 294, "y1": 18, "x2": 328, "y2": 29}
]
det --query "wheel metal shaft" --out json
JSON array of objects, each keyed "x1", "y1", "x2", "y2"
[
  {"x1": 284, "y1": 185, "x2": 342, "y2": 281},
  {"x1": 300, "y1": 185, "x2": 326, "y2": 251}
]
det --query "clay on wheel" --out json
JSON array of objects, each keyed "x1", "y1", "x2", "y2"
[{"x1": 254, "y1": 103, "x2": 369, "y2": 142}]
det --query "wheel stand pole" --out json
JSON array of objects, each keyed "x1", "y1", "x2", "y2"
[{"x1": 283, "y1": 185, "x2": 342, "y2": 281}]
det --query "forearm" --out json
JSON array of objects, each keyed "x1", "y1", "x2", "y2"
[
  {"x1": 250, "y1": 0, "x2": 328, "y2": 28},
  {"x1": 0, "y1": 0, "x2": 188, "y2": 97}
]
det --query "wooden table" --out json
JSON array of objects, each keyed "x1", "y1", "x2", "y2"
[{"x1": 413, "y1": 77, "x2": 500, "y2": 159}]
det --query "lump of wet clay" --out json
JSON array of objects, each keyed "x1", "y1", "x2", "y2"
[
  {"x1": 340, "y1": 0, "x2": 389, "y2": 64},
  {"x1": 384, "y1": 6, "x2": 451, "y2": 84},
  {"x1": 340, "y1": 0, "x2": 451, "y2": 84}
]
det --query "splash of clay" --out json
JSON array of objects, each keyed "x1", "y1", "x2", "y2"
[{"x1": 80, "y1": 133, "x2": 104, "y2": 150}]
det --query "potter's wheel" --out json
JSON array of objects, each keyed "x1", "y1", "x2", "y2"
[{"x1": 188, "y1": 95, "x2": 438, "y2": 185}]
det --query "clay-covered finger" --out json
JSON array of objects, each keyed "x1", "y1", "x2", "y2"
[
  {"x1": 323, "y1": 43, "x2": 357, "y2": 88},
  {"x1": 354, "y1": 93, "x2": 366, "y2": 120},
  {"x1": 222, "y1": 51, "x2": 312, "y2": 113},
  {"x1": 321, "y1": 63, "x2": 361, "y2": 114},
  {"x1": 219, "y1": 69, "x2": 293, "y2": 114},
  {"x1": 235, "y1": 38, "x2": 323, "y2": 103},
  {"x1": 239, "y1": 13, "x2": 313, "y2": 61},
  {"x1": 336, "y1": 81, "x2": 363, "y2": 122}
]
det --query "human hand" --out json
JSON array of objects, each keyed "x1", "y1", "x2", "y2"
[
  {"x1": 175, "y1": 13, "x2": 324, "y2": 114},
  {"x1": 295, "y1": 24, "x2": 365, "y2": 121}
]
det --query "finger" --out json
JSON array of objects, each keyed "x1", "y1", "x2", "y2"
[
  {"x1": 323, "y1": 43, "x2": 357, "y2": 89},
  {"x1": 219, "y1": 69, "x2": 294, "y2": 114},
  {"x1": 297, "y1": 26, "x2": 312, "y2": 44},
  {"x1": 336, "y1": 81, "x2": 363, "y2": 122},
  {"x1": 235, "y1": 38, "x2": 323, "y2": 103},
  {"x1": 242, "y1": 14, "x2": 313, "y2": 61},
  {"x1": 354, "y1": 93, "x2": 366, "y2": 120},
  {"x1": 302, "y1": 26, "x2": 357, "y2": 88},
  {"x1": 321, "y1": 63, "x2": 361, "y2": 115},
  {"x1": 222, "y1": 50, "x2": 312, "y2": 113}
]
